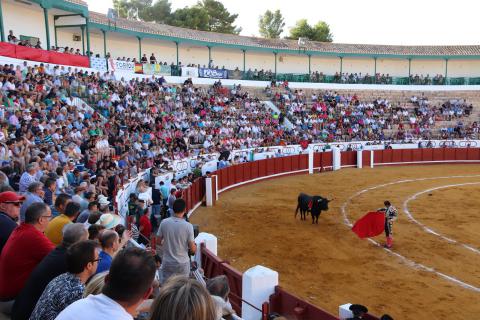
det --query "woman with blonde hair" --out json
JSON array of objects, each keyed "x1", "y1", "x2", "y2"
[
  {"x1": 149, "y1": 276, "x2": 217, "y2": 320},
  {"x1": 83, "y1": 271, "x2": 108, "y2": 297}
]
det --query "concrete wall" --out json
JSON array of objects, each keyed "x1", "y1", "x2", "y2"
[
  {"x1": 410, "y1": 59, "x2": 445, "y2": 77},
  {"x1": 3, "y1": 0, "x2": 53, "y2": 49},
  {"x1": 342, "y1": 57, "x2": 375, "y2": 75},
  {"x1": 211, "y1": 47, "x2": 243, "y2": 70},
  {"x1": 245, "y1": 51, "x2": 275, "y2": 72},
  {"x1": 277, "y1": 53, "x2": 309, "y2": 74},
  {"x1": 448, "y1": 60, "x2": 480, "y2": 77},
  {"x1": 376, "y1": 58, "x2": 409, "y2": 77},
  {"x1": 311, "y1": 56, "x2": 341, "y2": 75}
]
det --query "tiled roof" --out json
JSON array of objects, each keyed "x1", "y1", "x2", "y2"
[{"x1": 89, "y1": 11, "x2": 480, "y2": 57}]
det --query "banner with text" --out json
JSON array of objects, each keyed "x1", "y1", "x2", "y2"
[
  {"x1": 199, "y1": 67, "x2": 228, "y2": 79},
  {"x1": 108, "y1": 59, "x2": 135, "y2": 72},
  {"x1": 182, "y1": 66, "x2": 199, "y2": 78}
]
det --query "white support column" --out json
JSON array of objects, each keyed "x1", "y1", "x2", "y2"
[
  {"x1": 194, "y1": 232, "x2": 218, "y2": 267},
  {"x1": 205, "y1": 177, "x2": 213, "y2": 206},
  {"x1": 356, "y1": 150, "x2": 363, "y2": 168},
  {"x1": 370, "y1": 150, "x2": 374, "y2": 168},
  {"x1": 339, "y1": 303, "x2": 353, "y2": 319},
  {"x1": 308, "y1": 148, "x2": 314, "y2": 174},
  {"x1": 332, "y1": 147, "x2": 341, "y2": 170},
  {"x1": 215, "y1": 175, "x2": 219, "y2": 200},
  {"x1": 242, "y1": 265, "x2": 278, "y2": 320}
]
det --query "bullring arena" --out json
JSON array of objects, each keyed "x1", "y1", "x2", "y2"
[{"x1": 192, "y1": 163, "x2": 480, "y2": 320}]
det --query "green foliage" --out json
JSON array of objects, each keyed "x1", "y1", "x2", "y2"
[
  {"x1": 197, "y1": 0, "x2": 241, "y2": 34},
  {"x1": 169, "y1": 6, "x2": 209, "y2": 30},
  {"x1": 113, "y1": 0, "x2": 153, "y2": 21},
  {"x1": 113, "y1": 0, "x2": 241, "y2": 35},
  {"x1": 258, "y1": 9, "x2": 285, "y2": 39},
  {"x1": 288, "y1": 19, "x2": 333, "y2": 42}
]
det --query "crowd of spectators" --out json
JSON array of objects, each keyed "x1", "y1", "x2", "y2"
[
  {"x1": 270, "y1": 87, "x2": 478, "y2": 142},
  {"x1": 0, "y1": 44, "x2": 475, "y2": 319}
]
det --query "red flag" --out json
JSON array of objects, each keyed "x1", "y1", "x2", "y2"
[{"x1": 352, "y1": 212, "x2": 385, "y2": 238}]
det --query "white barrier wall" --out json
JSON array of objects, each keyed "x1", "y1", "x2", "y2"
[
  {"x1": 242, "y1": 266, "x2": 278, "y2": 320},
  {"x1": 194, "y1": 232, "x2": 218, "y2": 267}
]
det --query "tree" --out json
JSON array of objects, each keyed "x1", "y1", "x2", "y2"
[
  {"x1": 169, "y1": 7, "x2": 209, "y2": 31},
  {"x1": 288, "y1": 19, "x2": 333, "y2": 42},
  {"x1": 197, "y1": 0, "x2": 241, "y2": 34},
  {"x1": 258, "y1": 10, "x2": 285, "y2": 39},
  {"x1": 145, "y1": 0, "x2": 172, "y2": 23},
  {"x1": 113, "y1": 0, "x2": 153, "y2": 21}
]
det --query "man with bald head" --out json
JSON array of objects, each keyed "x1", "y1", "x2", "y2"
[{"x1": 11, "y1": 223, "x2": 88, "y2": 320}]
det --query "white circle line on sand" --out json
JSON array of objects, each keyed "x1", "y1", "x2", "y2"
[
  {"x1": 340, "y1": 174, "x2": 480, "y2": 293},
  {"x1": 403, "y1": 182, "x2": 480, "y2": 255}
]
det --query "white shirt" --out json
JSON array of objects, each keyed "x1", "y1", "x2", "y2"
[{"x1": 55, "y1": 294, "x2": 132, "y2": 320}]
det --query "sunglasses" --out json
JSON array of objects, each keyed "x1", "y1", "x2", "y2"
[
  {"x1": 91, "y1": 257, "x2": 102, "y2": 263},
  {"x1": 5, "y1": 202, "x2": 21, "y2": 207}
]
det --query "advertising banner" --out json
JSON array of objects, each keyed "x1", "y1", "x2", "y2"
[
  {"x1": 142, "y1": 63, "x2": 172, "y2": 76},
  {"x1": 182, "y1": 66, "x2": 199, "y2": 78},
  {"x1": 90, "y1": 57, "x2": 107, "y2": 71},
  {"x1": 108, "y1": 59, "x2": 135, "y2": 72},
  {"x1": 198, "y1": 67, "x2": 228, "y2": 79}
]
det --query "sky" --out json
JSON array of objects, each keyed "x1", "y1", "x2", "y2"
[{"x1": 85, "y1": 0, "x2": 478, "y2": 45}]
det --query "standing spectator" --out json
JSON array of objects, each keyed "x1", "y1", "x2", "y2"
[
  {"x1": 149, "y1": 276, "x2": 217, "y2": 320},
  {"x1": 29, "y1": 240, "x2": 100, "y2": 320},
  {"x1": 45, "y1": 201, "x2": 81, "y2": 245},
  {"x1": 159, "y1": 181, "x2": 169, "y2": 208},
  {"x1": 11, "y1": 223, "x2": 88, "y2": 320},
  {"x1": 19, "y1": 163, "x2": 39, "y2": 193},
  {"x1": 167, "y1": 188, "x2": 176, "y2": 217},
  {"x1": 0, "y1": 203, "x2": 54, "y2": 301},
  {"x1": 56, "y1": 247, "x2": 156, "y2": 320},
  {"x1": 95, "y1": 230, "x2": 119, "y2": 274},
  {"x1": 138, "y1": 209, "x2": 152, "y2": 245},
  {"x1": 150, "y1": 53, "x2": 157, "y2": 64},
  {"x1": 7, "y1": 30, "x2": 17, "y2": 43},
  {"x1": 0, "y1": 191, "x2": 25, "y2": 254},
  {"x1": 156, "y1": 199, "x2": 196, "y2": 283},
  {"x1": 19, "y1": 181, "x2": 44, "y2": 222}
]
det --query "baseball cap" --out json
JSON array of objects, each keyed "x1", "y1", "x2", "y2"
[{"x1": 0, "y1": 191, "x2": 26, "y2": 203}]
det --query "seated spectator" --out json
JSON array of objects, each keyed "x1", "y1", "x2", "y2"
[
  {"x1": 51, "y1": 193, "x2": 72, "y2": 218},
  {"x1": 56, "y1": 247, "x2": 156, "y2": 320},
  {"x1": 19, "y1": 163, "x2": 39, "y2": 193},
  {"x1": 77, "y1": 201, "x2": 98, "y2": 224},
  {"x1": 87, "y1": 224, "x2": 105, "y2": 242},
  {"x1": 156, "y1": 199, "x2": 196, "y2": 284},
  {"x1": 43, "y1": 178, "x2": 56, "y2": 207},
  {"x1": 0, "y1": 203, "x2": 54, "y2": 302},
  {"x1": 83, "y1": 271, "x2": 108, "y2": 297},
  {"x1": 95, "y1": 230, "x2": 119, "y2": 274},
  {"x1": 206, "y1": 275, "x2": 236, "y2": 320},
  {"x1": 0, "y1": 191, "x2": 25, "y2": 254},
  {"x1": 45, "y1": 201, "x2": 81, "y2": 245},
  {"x1": 19, "y1": 181, "x2": 44, "y2": 222},
  {"x1": 29, "y1": 240, "x2": 100, "y2": 320},
  {"x1": 11, "y1": 223, "x2": 88, "y2": 320},
  {"x1": 72, "y1": 185, "x2": 89, "y2": 211},
  {"x1": 149, "y1": 275, "x2": 216, "y2": 320}
]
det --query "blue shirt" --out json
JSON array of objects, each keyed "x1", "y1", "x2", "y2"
[
  {"x1": 96, "y1": 251, "x2": 112, "y2": 274},
  {"x1": 20, "y1": 193, "x2": 44, "y2": 222}
]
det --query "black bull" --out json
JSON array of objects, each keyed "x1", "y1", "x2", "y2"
[{"x1": 295, "y1": 193, "x2": 331, "y2": 224}]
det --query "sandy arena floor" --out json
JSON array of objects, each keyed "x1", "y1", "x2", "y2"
[{"x1": 190, "y1": 164, "x2": 480, "y2": 320}]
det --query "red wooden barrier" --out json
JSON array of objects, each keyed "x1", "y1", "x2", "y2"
[
  {"x1": 341, "y1": 151, "x2": 356, "y2": 167},
  {"x1": 1, "y1": 42, "x2": 90, "y2": 67}
]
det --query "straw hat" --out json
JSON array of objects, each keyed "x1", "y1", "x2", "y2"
[{"x1": 95, "y1": 213, "x2": 121, "y2": 230}]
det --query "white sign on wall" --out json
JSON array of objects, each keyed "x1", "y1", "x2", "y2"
[{"x1": 108, "y1": 59, "x2": 135, "y2": 72}]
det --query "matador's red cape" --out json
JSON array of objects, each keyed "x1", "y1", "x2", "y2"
[{"x1": 352, "y1": 211, "x2": 385, "y2": 238}]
